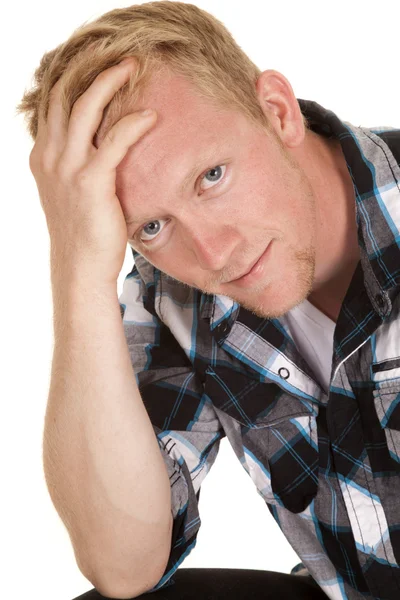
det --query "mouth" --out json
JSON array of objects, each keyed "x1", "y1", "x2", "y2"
[{"x1": 227, "y1": 241, "x2": 273, "y2": 285}]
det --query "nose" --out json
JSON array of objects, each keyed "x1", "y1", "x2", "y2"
[{"x1": 181, "y1": 222, "x2": 238, "y2": 272}]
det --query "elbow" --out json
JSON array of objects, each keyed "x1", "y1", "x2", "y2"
[
  {"x1": 85, "y1": 547, "x2": 170, "y2": 599},
  {"x1": 93, "y1": 576, "x2": 159, "y2": 599},
  {"x1": 77, "y1": 516, "x2": 173, "y2": 598}
]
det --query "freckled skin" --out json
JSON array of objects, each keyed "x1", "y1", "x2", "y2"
[{"x1": 108, "y1": 67, "x2": 360, "y2": 322}]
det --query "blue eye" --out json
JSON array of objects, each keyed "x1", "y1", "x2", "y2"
[
  {"x1": 138, "y1": 164, "x2": 227, "y2": 244},
  {"x1": 139, "y1": 218, "x2": 168, "y2": 242},
  {"x1": 200, "y1": 165, "x2": 226, "y2": 190}
]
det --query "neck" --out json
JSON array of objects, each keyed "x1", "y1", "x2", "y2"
[{"x1": 295, "y1": 130, "x2": 361, "y2": 322}]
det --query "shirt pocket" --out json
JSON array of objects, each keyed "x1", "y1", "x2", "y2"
[
  {"x1": 373, "y1": 379, "x2": 400, "y2": 466},
  {"x1": 203, "y1": 364, "x2": 319, "y2": 514}
]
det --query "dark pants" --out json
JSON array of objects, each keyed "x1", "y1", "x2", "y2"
[{"x1": 72, "y1": 567, "x2": 329, "y2": 599}]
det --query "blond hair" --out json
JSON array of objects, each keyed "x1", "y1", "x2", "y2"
[{"x1": 16, "y1": 1, "x2": 307, "y2": 144}]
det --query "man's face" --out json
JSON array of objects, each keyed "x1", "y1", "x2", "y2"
[{"x1": 115, "y1": 69, "x2": 318, "y2": 320}]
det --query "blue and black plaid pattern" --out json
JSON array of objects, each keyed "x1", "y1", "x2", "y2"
[{"x1": 118, "y1": 99, "x2": 400, "y2": 599}]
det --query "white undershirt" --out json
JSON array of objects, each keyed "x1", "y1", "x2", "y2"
[{"x1": 282, "y1": 299, "x2": 336, "y2": 394}]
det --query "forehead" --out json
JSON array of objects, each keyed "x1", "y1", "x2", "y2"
[
  {"x1": 115, "y1": 68, "x2": 252, "y2": 177},
  {"x1": 112, "y1": 68, "x2": 267, "y2": 233}
]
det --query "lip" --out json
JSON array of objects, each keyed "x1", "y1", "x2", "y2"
[{"x1": 229, "y1": 241, "x2": 273, "y2": 286}]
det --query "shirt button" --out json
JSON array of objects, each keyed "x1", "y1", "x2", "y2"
[
  {"x1": 220, "y1": 323, "x2": 228, "y2": 334},
  {"x1": 279, "y1": 367, "x2": 290, "y2": 380}
]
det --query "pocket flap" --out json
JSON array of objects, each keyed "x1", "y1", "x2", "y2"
[
  {"x1": 373, "y1": 383, "x2": 400, "y2": 467},
  {"x1": 373, "y1": 385, "x2": 400, "y2": 431},
  {"x1": 204, "y1": 365, "x2": 319, "y2": 513},
  {"x1": 204, "y1": 365, "x2": 316, "y2": 427}
]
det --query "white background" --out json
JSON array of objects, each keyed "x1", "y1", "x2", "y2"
[{"x1": 3, "y1": 1, "x2": 399, "y2": 598}]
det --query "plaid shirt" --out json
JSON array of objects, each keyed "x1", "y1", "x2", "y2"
[{"x1": 118, "y1": 99, "x2": 400, "y2": 600}]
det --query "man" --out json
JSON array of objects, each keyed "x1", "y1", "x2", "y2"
[
  {"x1": 117, "y1": 78, "x2": 400, "y2": 600},
  {"x1": 18, "y1": 1, "x2": 400, "y2": 599}
]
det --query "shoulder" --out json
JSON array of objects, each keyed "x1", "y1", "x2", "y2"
[{"x1": 369, "y1": 127, "x2": 400, "y2": 167}]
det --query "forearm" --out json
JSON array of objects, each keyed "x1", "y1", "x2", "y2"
[{"x1": 43, "y1": 274, "x2": 172, "y2": 596}]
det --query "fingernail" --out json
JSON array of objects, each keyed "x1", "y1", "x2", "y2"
[{"x1": 141, "y1": 108, "x2": 154, "y2": 116}]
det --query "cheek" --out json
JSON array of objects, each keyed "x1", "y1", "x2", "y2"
[
  {"x1": 227, "y1": 169, "x2": 275, "y2": 218},
  {"x1": 146, "y1": 244, "x2": 188, "y2": 276}
]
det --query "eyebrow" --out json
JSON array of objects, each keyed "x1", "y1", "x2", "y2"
[{"x1": 125, "y1": 143, "x2": 229, "y2": 227}]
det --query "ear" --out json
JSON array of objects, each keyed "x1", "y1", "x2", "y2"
[{"x1": 255, "y1": 70, "x2": 305, "y2": 149}]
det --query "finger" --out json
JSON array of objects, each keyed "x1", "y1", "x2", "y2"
[
  {"x1": 62, "y1": 58, "x2": 139, "y2": 166},
  {"x1": 89, "y1": 109, "x2": 157, "y2": 175},
  {"x1": 36, "y1": 75, "x2": 66, "y2": 152}
]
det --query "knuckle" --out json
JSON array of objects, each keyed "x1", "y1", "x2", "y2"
[
  {"x1": 69, "y1": 94, "x2": 89, "y2": 119},
  {"x1": 41, "y1": 150, "x2": 57, "y2": 175},
  {"x1": 47, "y1": 80, "x2": 62, "y2": 110},
  {"x1": 103, "y1": 128, "x2": 116, "y2": 145},
  {"x1": 48, "y1": 85, "x2": 58, "y2": 103},
  {"x1": 49, "y1": 76, "x2": 63, "y2": 99},
  {"x1": 96, "y1": 68, "x2": 111, "y2": 82},
  {"x1": 74, "y1": 166, "x2": 94, "y2": 190},
  {"x1": 29, "y1": 148, "x2": 53, "y2": 176},
  {"x1": 29, "y1": 147, "x2": 39, "y2": 173},
  {"x1": 54, "y1": 158, "x2": 74, "y2": 183},
  {"x1": 92, "y1": 70, "x2": 109, "y2": 89},
  {"x1": 48, "y1": 155, "x2": 70, "y2": 183}
]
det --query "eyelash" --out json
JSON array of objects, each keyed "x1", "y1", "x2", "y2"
[{"x1": 135, "y1": 164, "x2": 227, "y2": 246}]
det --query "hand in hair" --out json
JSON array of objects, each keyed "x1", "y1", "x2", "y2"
[{"x1": 28, "y1": 57, "x2": 157, "y2": 287}]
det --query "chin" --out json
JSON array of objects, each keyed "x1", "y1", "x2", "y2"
[
  {"x1": 228, "y1": 256, "x2": 315, "y2": 320},
  {"x1": 234, "y1": 285, "x2": 308, "y2": 320}
]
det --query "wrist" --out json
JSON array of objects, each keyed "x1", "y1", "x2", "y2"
[{"x1": 50, "y1": 269, "x2": 118, "y2": 303}]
